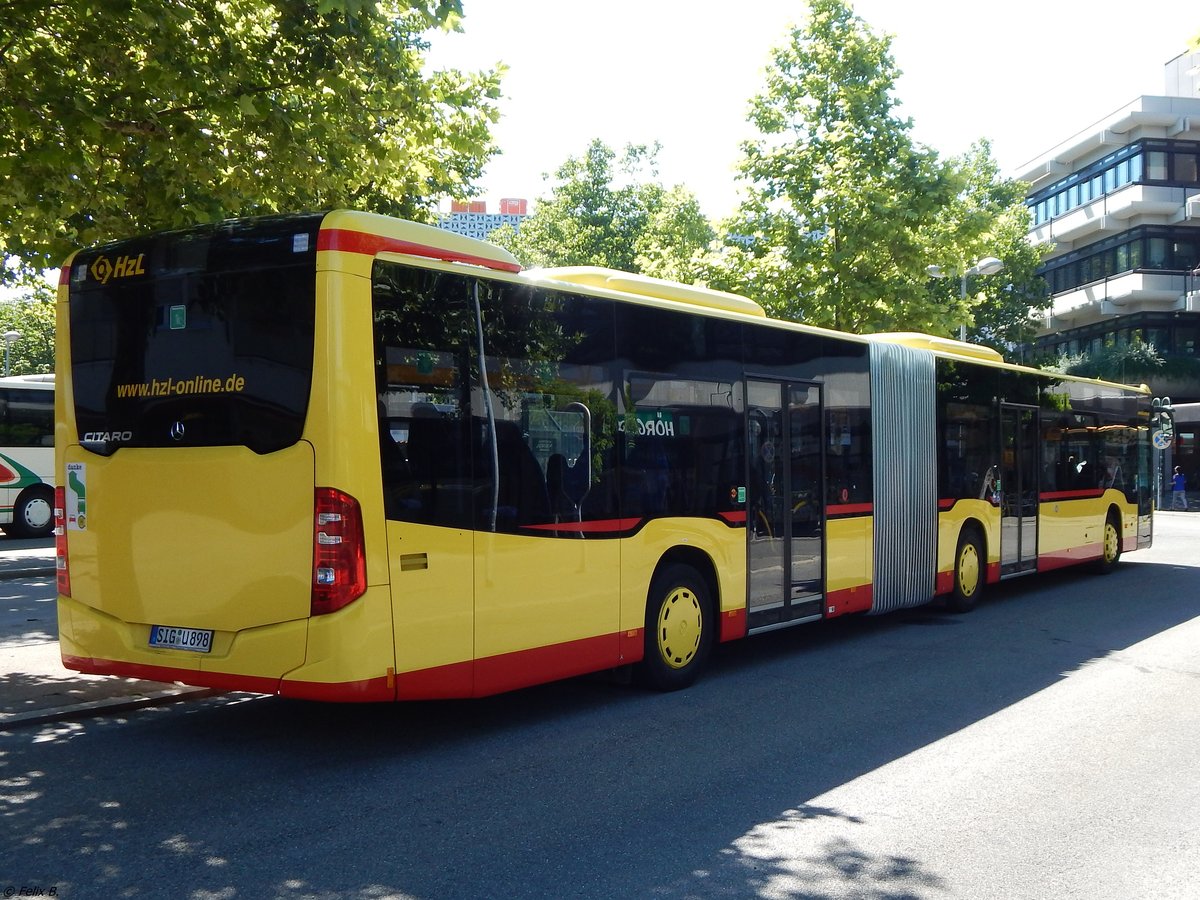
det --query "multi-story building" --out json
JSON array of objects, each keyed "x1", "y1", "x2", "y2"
[
  {"x1": 436, "y1": 198, "x2": 529, "y2": 240},
  {"x1": 1019, "y1": 49, "x2": 1200, "y2": 403}
]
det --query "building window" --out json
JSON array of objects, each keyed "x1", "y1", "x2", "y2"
[
  {"x1": 1146, "y1": 151, "x2": 1169, "y2": 181},
  {"x1": 1146, "y1": 327, "x2": 1170, "y2": 351},
  {"x1": 1147, "y1": 238, "x2": 1169, "y2": 269},
  {"x1": 1179, "y1": 327, "x2": 1199, "y2": 356},
  {"x1": 1176, "y1": 153, "x2": 1199, "y2": 183},
  {"x1": 1176, "y1": 241, "x2": 1199, "y2": 271}
]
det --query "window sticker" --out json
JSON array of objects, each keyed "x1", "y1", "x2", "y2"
[{"x1": 66, "y1": 462, "x2": 87, "y2": 531}]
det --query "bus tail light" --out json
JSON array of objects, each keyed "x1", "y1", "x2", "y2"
[
  {"x1": 55, "y1": 486, "x2": 71, "y2": 597},
  {"x1": 311, "y1": 487, "x2": 366, "y2": 616}
]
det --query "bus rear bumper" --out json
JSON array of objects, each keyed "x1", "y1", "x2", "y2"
[{"x1": 57, "y1": 594, "x2": 397, "y2": 703}]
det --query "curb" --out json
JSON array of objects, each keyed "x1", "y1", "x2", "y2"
[{"x1": 0, "y1": 686, "x2": 225, "y2": 729}]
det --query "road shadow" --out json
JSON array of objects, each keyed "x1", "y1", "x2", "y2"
[{"x1": 2, "y1": 555, "x2": 1198, "y2": 899}]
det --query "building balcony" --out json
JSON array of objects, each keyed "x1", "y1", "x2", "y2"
[
  {"x1": 1106, "y1": 184, "x2": 1190, "y2": 221},
  {"x1": 1038, "y1": 272, "x2": 1189, "y2": 334},
  {"x1": 1015, "y1": 96, "x2": 1200, "y2": 190},
  {"x1": 1032, "y1": 185, "x2": 1193, "y2": 253},
  {"x1": 1170, "y1": 191, "x2": 1200, "y2": 225}
]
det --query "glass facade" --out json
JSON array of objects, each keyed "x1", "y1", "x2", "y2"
[
  {"x1": 1028, "y1": 139, "x2": 1200, "y2": 228},
  {"x1": 1032, "y1": 312, "x2": 1200, "y2": 360},
  {"x1": 1040, "y1": 226, "x2": 1200, "y2": 296}
]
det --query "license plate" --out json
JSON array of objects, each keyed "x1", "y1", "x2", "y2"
[{"x1": 149, "y1": 625, "x2": 214, "y2": 653}]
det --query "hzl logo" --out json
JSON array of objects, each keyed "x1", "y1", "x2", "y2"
[{"x1": 89, "y1": 253, "x2": 146, "y2": 285}]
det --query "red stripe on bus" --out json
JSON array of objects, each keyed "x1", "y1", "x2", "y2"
[
  {"x1": 1040, "y1": 489, "x2": 1105, "y2": 501},
  {"x1": 278, "y1": 675, "x2": 394, "y2": 702},
  {"x1": 934, "y1": 568, "x2": 953, "y2": 595},
  {"x1": 399, "y1": 634, "x2": 624, "y2": 699},
  {"x1": 62, "y1": 654, "x2": 280, "y2": 696},
  {"x1": 519, "y1": 517, "x2": 643, "y2": 534},
  {"x1": 473, "y1": 633, "x2": 619, "y2": 697},
  {"x1": 61, "y1": 655, "x2": 395, "y2": 702},
  {"x1": 317, "y1": 228, "x2": 522, "y2": 273},
  {"x1": 619, "y1": 627, "x2": 645, "y2": 662},
  {"x1": 59, "y1": 265, "x2": 71, "y2": 286},
  {"x1": 827, "y1": 502, "x2": 873, "y2": 516},
  {"x1": 826, "y1": 583, "x2": 873, "y2": 615},
  {"x1": 720, "y1": 607, "x2": 747, "y2": 641},
  {"x1": 718, "y1": 511, "x2": 747, "y2": 524},
  {"x1": 1038, "y1": 544, "x2": 1103, "y2": 571},
  {"x1": 394, "y1": 660, "x2": 474, "y2": 699},
  {"x1": 935, "y1": 561, "x2": 1002, "y2": 595}
]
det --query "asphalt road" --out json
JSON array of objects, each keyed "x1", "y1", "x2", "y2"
[{"x1": 2, "y1": 516, "x2": 1198, "y2": 899}]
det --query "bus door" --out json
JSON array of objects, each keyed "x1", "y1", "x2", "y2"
[
  {"x1": 1000, "y1": 404, "x2": 1039, "y2": 576},
  {"x1": 746, "y1": 379, "x2": 825, "y2": 631}
]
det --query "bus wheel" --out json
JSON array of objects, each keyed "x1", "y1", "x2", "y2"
[
  {"x1": 12, "y1": 486, "x2": 54, "y2": 539},
  {"x1": 947, "y1": 529, "x2": 984, "y2": 613},
  {"x1": 1095, "y1": 514, "x2": 1122, "y2": 574},
  {"x1": 637, "y1": 564, "x2": 712, "y2": 692}
]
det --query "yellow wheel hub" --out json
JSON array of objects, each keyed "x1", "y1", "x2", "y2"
[
  {"x1": 957, "y1": 543, "x2": 980, "y2": 598},
  {"x1": 1104, "y1": 522, "x2": 1119, "y2": 563},
  {"x1": 657, "y1": 586, "x2": 702, "y2": 670}
]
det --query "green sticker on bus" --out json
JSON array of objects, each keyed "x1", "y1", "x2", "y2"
[{"x1": 170, "y1": 306, "x2": 186, "y2": 330}]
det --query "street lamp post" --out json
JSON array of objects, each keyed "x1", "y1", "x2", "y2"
[
  {"x1": 3, "y1": 331, "x2": 20, "y2": 377},
  {"x1": 926, "y1": 257, "x2": 1006, "y2": 342}
]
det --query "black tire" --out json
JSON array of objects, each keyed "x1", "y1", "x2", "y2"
[
  {"x1": 11, "y1": 486, "x2": 54, "y2": 539},
  {"x1": 946, "y1": 528, "x2": 985, "y2": 613},
  {"x1": 1094, "y1": 513, "x2": 1122, "y2": 575},
  {"x1": 636, "y1": 563, "x2": 713, "y2": 692}
]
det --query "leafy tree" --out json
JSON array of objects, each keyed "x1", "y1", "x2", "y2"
[
  {"x1": 925, "y1": 142, "x2": 1050, "y2": 350},
  {"x1": 633, "y1": 184, "x2": 715, "y2": 283},
  {"x1": 720, "y1": 0, "x2": 1046, "y2": 345},
  {"x1": 0, "y1": 275, "x2": 55, "y2": 374},
  {"x1": 491, "y1": 139, "x2": 714, "y2": 278},
  {"x1": 0, "y1": 0, "x2": 503, "y2": 283}
]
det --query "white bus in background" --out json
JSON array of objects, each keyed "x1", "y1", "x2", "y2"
[{"x1": 0, "y1": 374, "x2": 54, "y2": 537}]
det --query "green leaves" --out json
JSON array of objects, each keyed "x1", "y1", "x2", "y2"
[
  {"x1": 722, "y1": 0, "x2": 1047, "y2": 350},
  {"x1": 0, "y1": 273, "x2": 56, "y2": 375},
  {"x1": 0, "y1": 0, "x2": 500, "y2": 283},
  {"x1": 494, "y1": 140, "x2": 714, "y2": 281}
]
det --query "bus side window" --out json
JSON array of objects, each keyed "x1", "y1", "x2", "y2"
[
  {"x1": 546, "y1": 453, "x2": 589, "y2": 520},
  {"x1": 623, "y1": 434, "x2": 671, "y2": 517},
  {"x1": 488, "y1": 420, "x2": 551, "y2": 529},
  {"x1": 403, "y1": 413, "x2": 475, "y2": 527},
  {"x1": 378, "y1": 413, "x2": 414, "y2": 518}
]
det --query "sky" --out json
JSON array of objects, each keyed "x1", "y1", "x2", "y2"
[{"x1": 425, "y1": 0, "x2": 1200, "y2": 218}]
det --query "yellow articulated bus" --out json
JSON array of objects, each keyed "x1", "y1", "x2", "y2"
[{"x1": 54, "y1": 210, "x2": 1154, "y2": 701}]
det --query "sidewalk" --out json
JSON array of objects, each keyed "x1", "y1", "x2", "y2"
[{"x1": 0, "y1": 541, "x2": 218, "y2": 729}]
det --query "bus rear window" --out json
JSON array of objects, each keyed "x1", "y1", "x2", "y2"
[{"x1": 69, "y1": 217, "x2": 319, "y2": 455}]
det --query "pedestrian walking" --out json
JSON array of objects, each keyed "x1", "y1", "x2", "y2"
[{"x1": 1172, "y1": 466, "x2": 1188, "y2": 510}]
